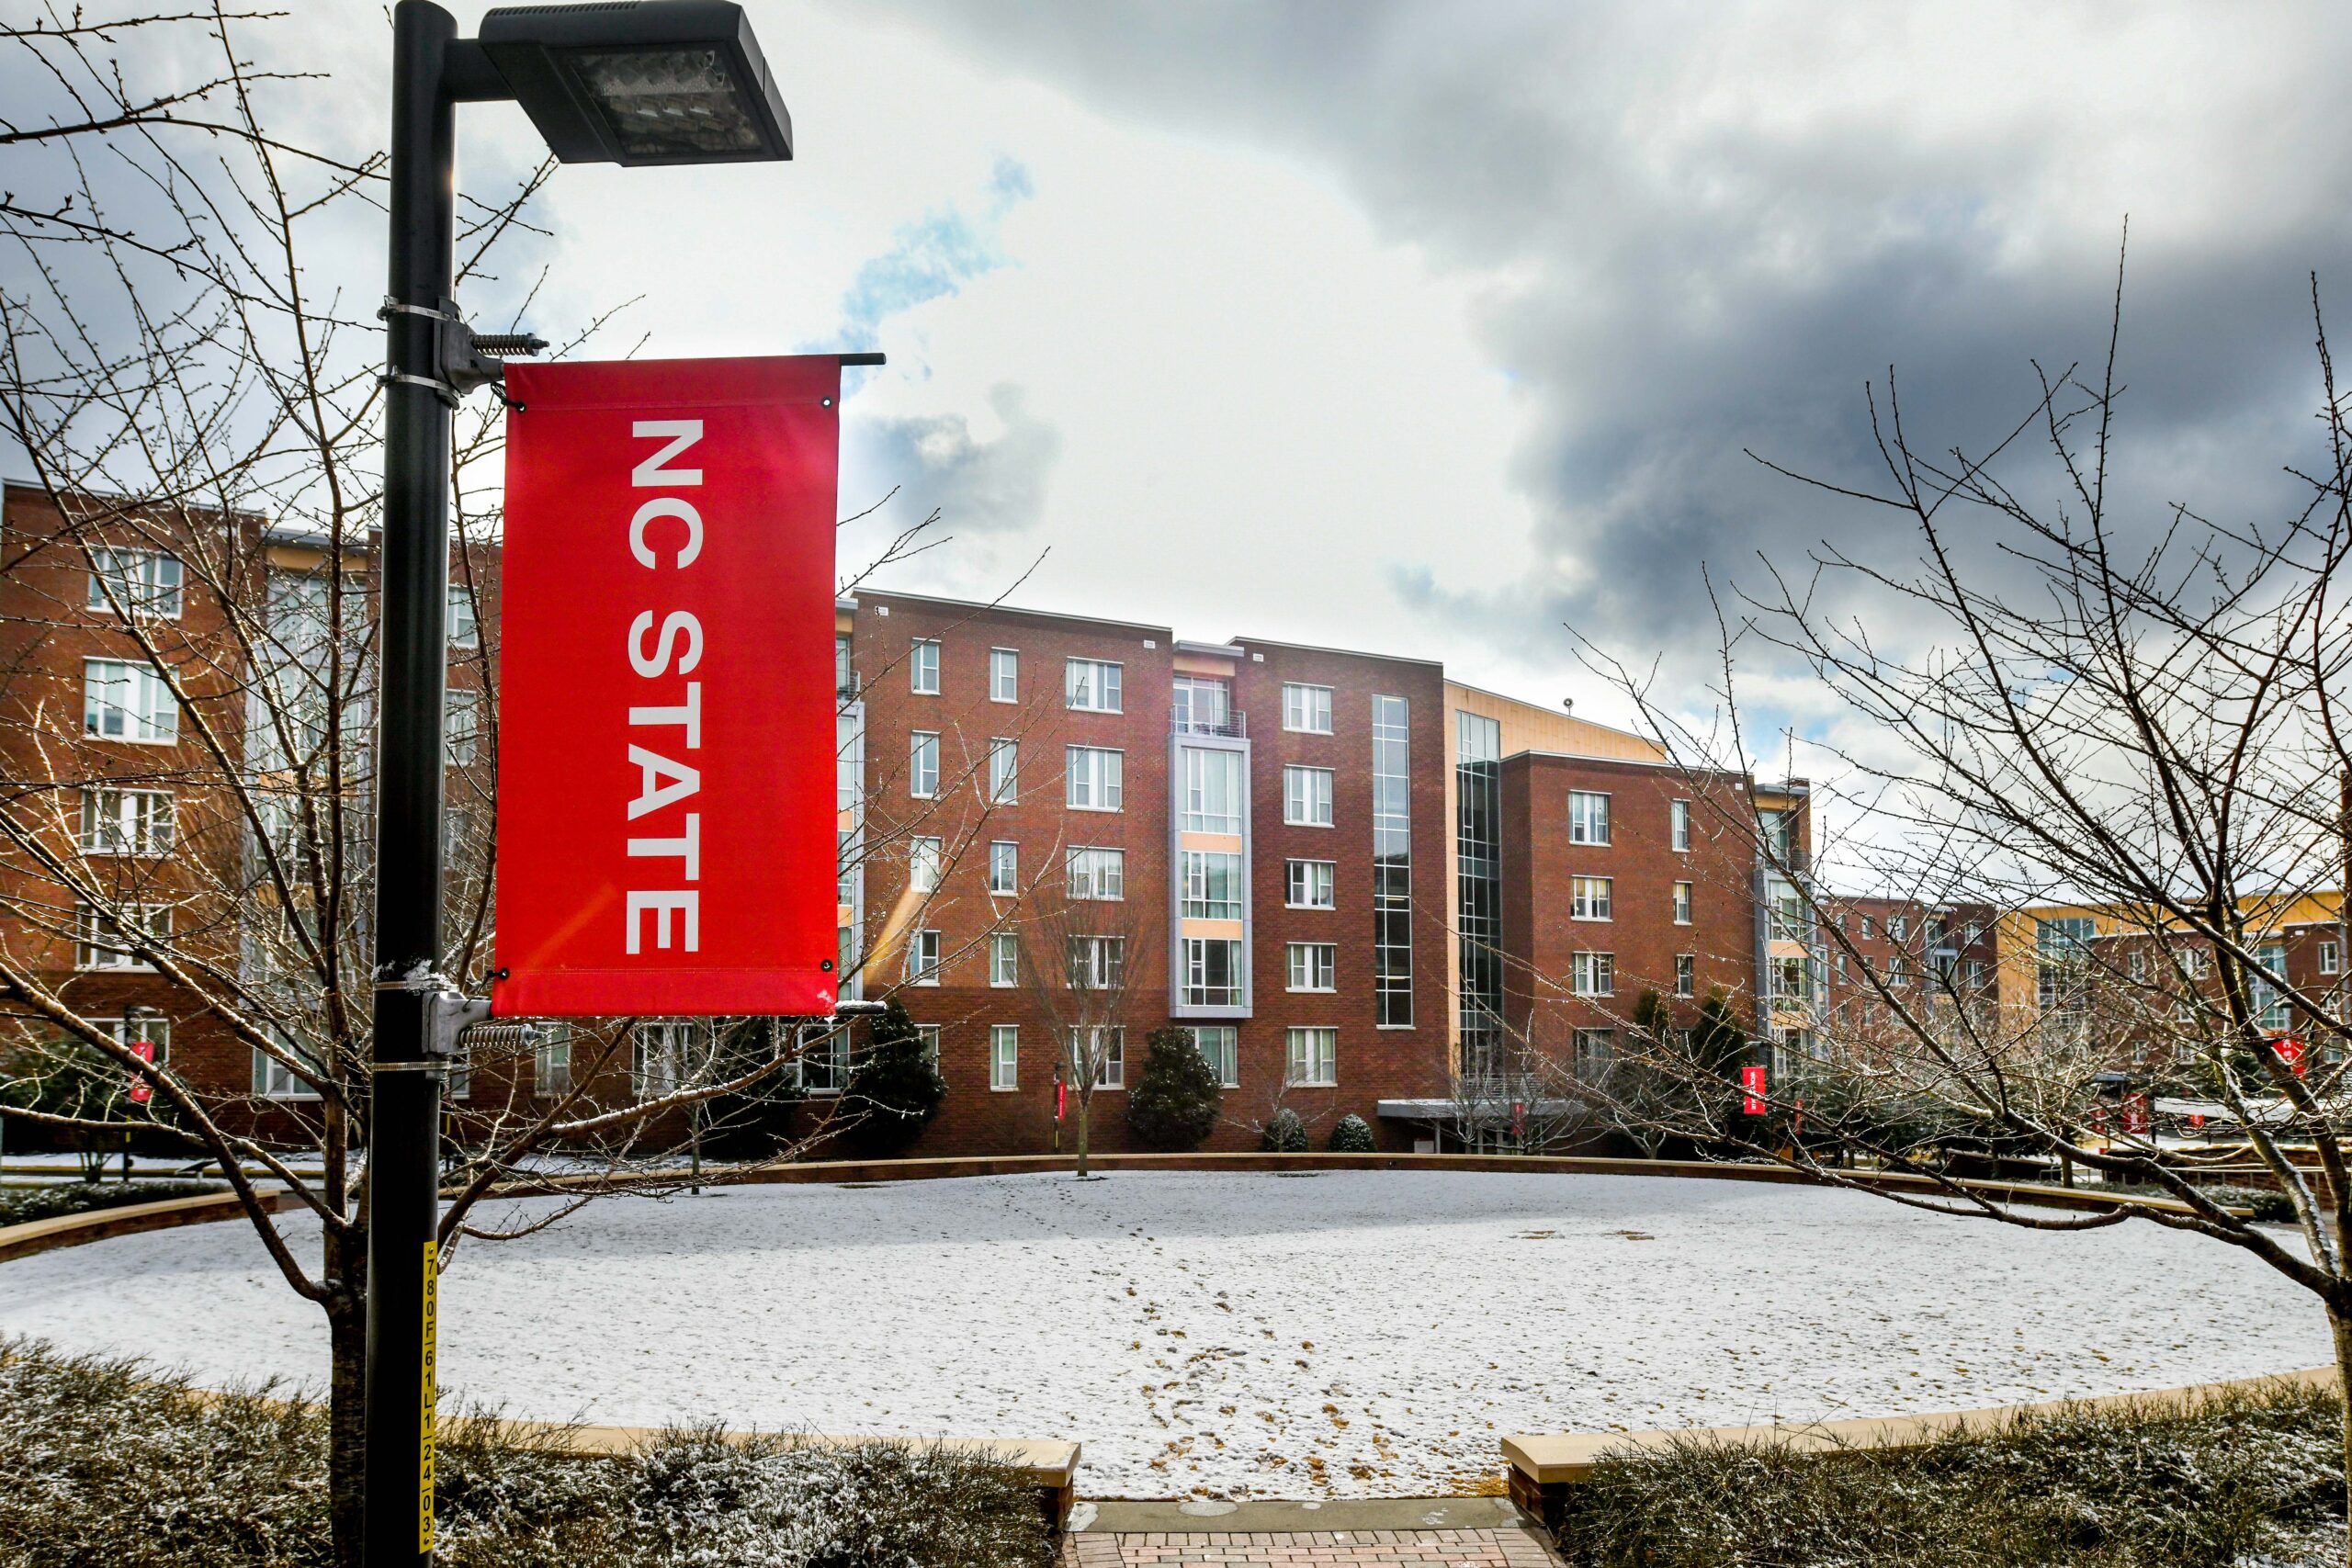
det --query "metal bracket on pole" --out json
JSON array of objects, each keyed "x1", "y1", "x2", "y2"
[{"x1": 378, "y1": 296, "x2": 548, "y2": 407}]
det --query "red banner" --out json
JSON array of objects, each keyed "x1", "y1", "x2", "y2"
[
  {"x1": 493, "y1": 356, "x2": 842, "y2": 1018},
  {"x1": 1741, "y1": 1064, "x2": 1767, "y2": 1114}
]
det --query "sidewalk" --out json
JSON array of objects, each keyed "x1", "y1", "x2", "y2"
[{"x1": 1059, "y1": 1498, "x2": 1563, "y2": 1568}]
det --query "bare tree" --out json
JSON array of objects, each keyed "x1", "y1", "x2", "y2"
[
  {"x1": 1573, "y1": 247, "x2": 2352, "y2": 1540},
  {"x1": 1016, "y1": 853, "x2": 1157, "y2": 1179}
]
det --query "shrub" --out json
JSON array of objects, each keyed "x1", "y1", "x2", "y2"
[
  {"x1": 0, "y1": 1179, "x2": 225, "y2": 1226},
  {"x1": 1125, "y1": 1029, "x2": 1223, "y2": 1151},
  {"x1": 2203, "y1": 1184, "x2": 2297, "y2": 1224},
  {"x1": 842, "y1": 998, "x2": 946, "y2": 1156},
  {"x1": 1260, "y1": 1107, "x2": 1308, "y2": 1153},
  {"x1": 699, "y1": 1017, "x2": 808, "y2": 1161},
  {"x1": 1328, "y1": 1113, "x2": 1375, "y2": 1153}
]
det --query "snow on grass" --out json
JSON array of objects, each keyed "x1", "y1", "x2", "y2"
[{"x1": 0, "y1": 1170, "x2": 2329, "y2": 1500}]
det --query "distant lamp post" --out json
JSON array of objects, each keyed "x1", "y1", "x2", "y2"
[{"x1": 369, "y1": 6, "x2": 792, "y2": 1565}]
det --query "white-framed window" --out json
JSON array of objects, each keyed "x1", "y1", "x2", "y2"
[
  {"x1": 989, "y1": 840, "x2": 1019, "y2": 895},
  {"x1": 1675, "y1": 953, "x2": 1695, "y2": 997},
  {"x1": 1285, "y1": 942, "x2": 1336, "y2": 992},
  {"x1": 87, "y1": 547, "x2": 184, "y2": 620},
  {"x1": 1192, "y1": 1024, "x2": 1239, "y2": 1088},
  {"x1": 990, "y1": 1023, "x2": 1019, "y2": 1089},
  {"x1": 1179, "y1": 745, "x2": 1244, "y2": 833},
  {"x1": 1571, "y1": 875, "x2": 1612, "y2": 920},
  {"x1": 447, "y1": 582, "x2": 480, "y2": 649},
  {"x1": 1670, "y1": 798, "x2": 1690, "y2": 852},
  {"x1": 632, "y1": 1019, "x2": 704, "y2": 1100},
  {"x1": 1066, "y1": 846, "x2": 1125, "y2": 900},
  {"x1": 74, "y1": 902, "x2": 168, "y2": 970},
  {"x1": 1573, "y1": 1028, "x2": 1613, "y2": 1077},
  {"x1": 1070, "y1": 1024, "x2": 1125, "y2": 1089},
  {"x1": 1285, "y1": 1026, "x2": 1336, "y2": 1087},
  {"x1": 1067, "y1": 745, "x2": 1124, "y2": 810},
  {"x1": 801, "y1": 1022, "x2": 850, "y2": 1095},
  {"x1": 989, "y1": 931, "x2": 1020, "y2": 987},
  {"x1": 534, "y1": 1024, "x2": 573, "y2": 1098},
  {"x1": 445, "y1": 686, "x2": 481, "y2": 766},
  {"x1": 989, "y1": 647, "x2": 1018, "y2": 703},
  {"x1": 1860, "y1": 915, "x2": 1875, "y2": 940},
  {"x1": 253, "y1": 1026, "x2": 317, "y2": 1099},
  {"x1": 1567, "y1": 790, "x2": 1611, "y2": 846},
  {"x1": 910, "y1": 730, "x2": 940, "y2": 798},
  {"x1": 1285, "y1": 859, "x2": 1335, "y2": 909},
  {"x1": 1887, "y1": 954, "x2": 1909, "y2": 988},
  {"x1": 987, "y1": 738, "x2": 1019, "y2": 804},
  {"x1": 1571, "y1": 950, "x2": 1613, "y2": 997},
  {"x1": 1282, "y1": 682, "x2": 1333, "y2": 734},
  {"x1": 905, "y1": 928, "x2": 942, "y2": 986},
  {"x1": 83, "y1": 658, "x2": 176, "y2": 743},
  {"x1": 79, "y1": 785, "x2": 174, "y2": 855},
  {"x1": 1182, "y1": 936, "x2": 1244, "y2": 1007},
  {"x1": 2130, "y1": 949, "x2": 2148, "y2": 980},
  {"x1": 1672, "y1": 881, "x2": 1694, "y2": 924},
  {"x1": 1180, "y1": 850, "x2": 1243, "y2": 919},
  {"x1": 910, "y1": 637, "x2": 941, "y2": 694},
  {"x1": 1889, "y1": 915, "x2": 1909, "y2": 942},
  {"x1": 909, "y1": 835, "x2": 943, "y2": 894},
  {"x1": 917, "y1": 1023, "x2": 942, "y2": 1070},
  {"x1": 2323, "y1": 940, "x2": 2343, "y2": 977},
  {"x1": 1967, "y1": 959, "x2": 1987, "y2": 989},
  {"x1": 2181, "y1": 947, "x2": 2211, "y2": 979},
  {"x1": 1066, "y1": 658, "x2": 1123, "y2": 713},
  {"x1": 835, "y1": 633, "x2": 855, "y2": 697},
  {"x1": 1067, "y1": 934, "x2": 1125, "y2": 990},
  {"x1": 1283, "y1": 765, "x2": 1334, "y2": 826}
]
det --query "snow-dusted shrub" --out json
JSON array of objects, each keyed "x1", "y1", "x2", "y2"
[
  {"x1": 1260, "y1": 1108, "x2": 1308, "y2": 1153},
  {"x1": 0, "y1": 1179, "x2": 225, "y2": 1225},
  {"x1": 1327, "y1": 1114, "x2": 1374, "y2": 1153},
  {"x1": 1126, "y1": 1029, "x2": 1223, "y2": 1151}
]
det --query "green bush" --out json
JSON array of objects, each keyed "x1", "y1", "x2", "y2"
[
  {"x1": 843, "y1": 998, "x2": 946, "y2": 1156},
  {"x1": 2203, "y1": 1184, "x2": 2297, "y2": 1224},
  {"x1": 0, "y1": 1179, "x2": 225, "y2": 1226},
  {"x1": 1553, "y1": 1382, "x2": 2342, "y2": 1568},
  {"x1": 1260, "y1": 1107, "x2": 1308, "y2": 1153},
  {"x1": 1328, "y1": 1113, "x2": 1375, "y2": 1153},
  {"x1": 1125, "y1": 1029, "x2": 1223, "y2": 1151},
  {"x1": 0, "y1": 1338, "x2": 1055, "y2": 1568},
  {"x1": 698, "y1": 1017, "x2": 807, "y2": 1161}
]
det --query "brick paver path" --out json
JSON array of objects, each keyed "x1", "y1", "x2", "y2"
[{"x1": 1060, "y1": 1528, "x2": 1564, "y2": 1566}]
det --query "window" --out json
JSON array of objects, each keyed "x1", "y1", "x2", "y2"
[
  {"x1": 83, "y1": 658, "x2": 176, "y2": 742},
  {"x1": 1760, "y1": 807, "x2": 1798, "y2": 863},
  {"x1": 917, "y1": 1024, "x2": 942, "y2": 1070},
  {"x1": 447, "y1": 582, "x2": 479, "y2": 649},
  {"x1": 1860, "y1": 916, "x2": 1875, "y2": 940},
  {"x1": 1675, "y1": 953, "x2": 1696, "y2": 997},
  {"x1": 1571, "y1": 876, "x2": 1612, "y2": 921},
  {"x1": 1286, "y1": 859, "x2": 1335, "y2": 909},
  {"x1": 1181, "y1": 851, "x2": 1244, "y2": 919},
  {"x1": 1067, "y1": 746, "x2": 1124, "y2": 810},
  {"x1": 1571, "y1": 950, "x2": 1613, "y2": 997},
  {"x1": 1282, "y1": 682, "x2": 1334, "y2": 734},
  {"x1": 445, "y1": 686, "x2": 481, "y2": 766},
  {"x1": 102, "y1": 1015, "x2": 168, "y2": 1090},
  {"x1": 1285, "y1": 1026, "x2": 1337, "y2": 1086},
  {"x1": 1567, "y1": 790, "x2": 1611, "y2": 845},
  {"x1": 1672, "y1": 881, "x2": 1693, "y2": 925},
  {"x1": 1887, "y1": 955, "x2": 1908, "y2": 988},
  {"x1": 2323, "y1": 940, "x2": 2342, "y2": 977},
  {"x1": 987, "y1": 738, "x2": 1019, "y2": 804},
  {"x1": 74, "y1": 902, "x2": 167, "y2": 970},
  {"x1": 1573, "y1": 1028, "x2": 1613, "y2": 1077},
  {"x1": 79, "y1": 786, "x2": 174, "y2": 855},
  {"x1": 909, "y1": 836, "x2": 942, "y2": 894},
  {"x1": 1670, "y1": 799, "x2": 1690, "y2": 852},
  {"x1": 989, "y1": 647, "x2": 1018, "y2": 703},
  {"x1": 801, "y1": 1022, "x2": 850, "y2": 1094},
  {"x1": 910, "y1": 731, "x2": 940, "y2": 798},
  {"x1": 2181, "y1": 947, "x2": 2211, "y2": 978},
  {"x1": 633, "y1": 1020, "x2": 702, "y2": 1100},
  {"x1": 1066, "y1": 846, "x2": 1126, "y2": 900},
  {"x1": 989, "y1": 932, "x2": 1020, "y2": 987},
  {"x1": 2129, "y1": 949, "x2": 2148, "y2": 980},
  {"x1": 1888, "y1": 915, "x2": 1909, "y2": 942},
  {"x1": 1179, "y1": 746, "x2": 1244, "y2": 833},
  {"x1": 1967, "y1": 959, "x2": 1987, "y2": 990},
  {"x1": 989, "y1": 840, "x2": 1018, "y2": 895},
  {"x1": 1283, "y1": 765, "x2": 1334, "y2": 826},
  {"x1": 253, "y1": 1028, "x2": 316, "y2": 1099},
  {"x1": 905, "y1": 928, "x2": 942, "y2": 986},
  {"x1": 1182, "y1": 937, "x2": 1244, "y2": 1007},
  {"x1": 1286, "y1": 942, "x2": 1336, "y2": 991},
  {"x1": 534, "y1": 1026, "x2": 573, "y2": 1098},
  {"x1": 1778, "y1": 954, "x2": 1814, "y2": 1001},
  {"x1": 1067, "y1": 934, "x2": 1125, "y2": 990},
  {"x1": 1066, "y1": 658, "x2": 1123, "y2": 713},
  {"x1": 910, "y1": 637, "x2": 941, "y2": 694},
  {"x1": 835, "y1": 633, "x2": 855, "y2": 697},
  {"x1": 2253, "y1": 942, "x2": 2290, "y2": 1032},
  {"x1": 1171, "y1": 676, "x2": 1231, "y2": 734},
  {"x1": 87, "y1": 547, "x2": 183, "y2": 619},
  {"x1": 990, "y1": 1024, "x2": 1018, "y2": 1089},
  {"x1": 1070, "y1": 1025, "x2": 1125, "y2": 1089},
  {"x1": 1192, "y1": 1025, "x2": 1238, "y2": 1088}
]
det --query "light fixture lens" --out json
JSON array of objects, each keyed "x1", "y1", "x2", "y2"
[{"x1": 571, "y1": 47, "x2": 765, "y2": 160}]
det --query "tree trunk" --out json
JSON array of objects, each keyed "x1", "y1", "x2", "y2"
[
  {"x1": 326, "y1": 1290, "x2": 368, "y2": 1568},
  {"x1": 1074, "y1": 1092, "x2": 1091, "y2": 1179},
  {"x1": 2331, "y1": 1301, "x2": 2352, "y2": 1568}
]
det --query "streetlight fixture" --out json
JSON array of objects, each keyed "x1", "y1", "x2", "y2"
[{"x1": 368, "y1": 6, "x2": 790, "y2": 1565}]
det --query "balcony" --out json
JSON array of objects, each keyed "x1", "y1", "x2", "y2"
[{"x1": 1171, "y1": 710, "x2": 1247, "y2": 739}]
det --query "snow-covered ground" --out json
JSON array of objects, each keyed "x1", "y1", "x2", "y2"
[{"x1": 0, "y1": 1171, "x2": 2329, "y2": 1498}]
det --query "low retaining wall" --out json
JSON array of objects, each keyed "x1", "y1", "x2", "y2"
[
  {"x1": 0, "y1": 1190, "x2": 302, "y2": 1265},
  {"x1": 1502, "y1": 1367, "x2": 2343, "y2": 1529}
]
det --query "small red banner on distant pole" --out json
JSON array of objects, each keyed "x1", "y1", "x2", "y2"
[
  {"x1": 1741, "y1": 1065, "x2": 1767, "y2": 1114},
  {"x1": 2275, "y1": 1037, "x2": 2308, "y2": 1077},
  {"x1": 127, "y1": 1039, "x2": 154, "y2": 1104},
  {"x1": 493, "y1": 356, "x2": 845, "y2": 1018}
]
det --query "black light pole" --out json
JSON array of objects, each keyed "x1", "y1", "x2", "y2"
[{"x1": 364, "y1": 6, "x2": 793, "y2": 1562}]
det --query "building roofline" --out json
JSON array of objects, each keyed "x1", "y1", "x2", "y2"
[
  {"x1": 1228, "y1": 634, "x2": 1443, "y2": 670},
  {"x1": 1502, "y1": 747, "x2": 1750, "y2": 780},
  {"x1": 1172, "y1": 639, "x2": 1245, "y2": 659},
  {"x1": 854, "y1": 587, "x2": 1170, "y2": 638},
  {"x1": 1443, "y1": 676, "x2": 1660, "y2": 749},
  {"x1": 6, "y1": 475, "x2": 271, "y2": 526}
]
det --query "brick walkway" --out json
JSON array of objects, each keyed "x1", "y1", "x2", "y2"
[{"x1": 1060, "y1": 1527, "x2": 1564, "y2": 1566}]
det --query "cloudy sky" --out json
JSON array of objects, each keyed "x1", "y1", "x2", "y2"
[{"x1": 18, "y1": 2, "x2": 2352, "y2": 748}]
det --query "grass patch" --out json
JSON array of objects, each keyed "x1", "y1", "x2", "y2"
[
  {"x1": 0, "y1": 1179, "x2": 227, "y2": 1226},
  {"x1": 0, "y1": 1338, "x2": 1056, "y2": 1567},
  {"x1": 1554, "y1": 1381, "x2": 2344, "y2": 1568}
]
